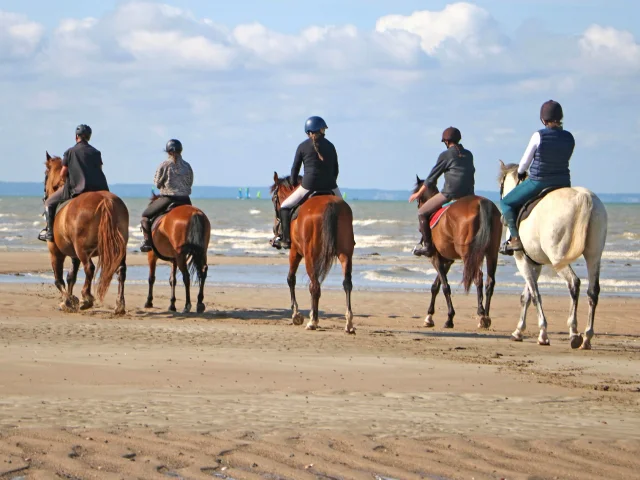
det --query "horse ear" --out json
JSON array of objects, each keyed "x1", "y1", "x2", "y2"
[
  {"x1": 499, "y1": 159, "x2": 505, "y2": 168},
  {"x1": 415, "y1": 174, "x2": 421, "y2": 183},
  {"x1": 46, "y1": 151, "x2": 52, "y2": 163},
  {"x1": 273, "y1": 171, "x2": 279, "y2": 183}
]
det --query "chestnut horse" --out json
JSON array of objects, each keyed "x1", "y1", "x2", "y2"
[
  {"x1": 144, "y1": 193, "x2": 210, "y2": 314},
  {"x1": 44, "y1": 153, "x2": 129, "y2": 314},
  {"x1": 412, "y1": 176, "x2": 502, "y2": 329},
  {"x1": 271, "y1": 173, "x2": 355, "y2": 333}
]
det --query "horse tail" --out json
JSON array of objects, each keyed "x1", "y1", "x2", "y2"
[
  {"x1": 184, "y1": 212, "x2": 208, "y2": 287},
  {"x1": 462, "y1": 198, "x2": 493, "y2": 293},
  {"x1": 95, "y1": 197, "x2": 127, "y2": 301},
  {"x1": 315, "y1": 200, "x2": 340, "y2": 283},
  {"x1": 563, "y1": 190, "x2": 593, "y2": 265}
]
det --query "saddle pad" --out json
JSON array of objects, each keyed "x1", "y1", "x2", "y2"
[
  {"x1": 290, "y1": 190, "x2": 336, "y2": 222},
  {"x1": 55, "y1": 198, "x2": 73, "y2": 215},
  {"x1": 516, "y1": 186, "x2": 564, "y2": 228},
  {"x1": 151, "y1": 214, "x2": 166, "y2": 233},
  {"x1": 430, "y1": 200, "x2": 456, "y2": 229}
]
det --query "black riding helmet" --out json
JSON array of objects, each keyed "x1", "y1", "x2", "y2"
[
  {"x1": 540, "y1": 100, "x2": 563, "y2": 123},
  {"x1": 165, "y1": 139, "x2": 183, "y2": 154},
  {"x1": 76, "y1": 124, "x2": 92, "y2": 140},
  {"x1": 441, "y1": 126, "x2": 461, "y2": 143}
]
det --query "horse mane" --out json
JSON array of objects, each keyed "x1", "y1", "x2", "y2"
[
  {"x1": 413, "y1": 176, "x2": 439, "y2": 200},
  {"x1": 498, "y1": 161, "x2": 519, "y2": 182},
  {"x1": 270, "y1": 175, "x2": 302, "y2": 194},
  {"x1": 45, "y1": 154, "x2": 64, "y2": 197}
]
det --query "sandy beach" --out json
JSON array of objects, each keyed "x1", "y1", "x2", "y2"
[{"x1": 1, "y1": 251, "x2": 639, "y2": 479}]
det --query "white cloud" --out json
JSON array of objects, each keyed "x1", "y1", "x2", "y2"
[
  {"x1": 0, "y1": 11, "x2": 43, "y2": 59},
  {"x1": 579, "y1": 25, "x2": 640, "y2": 72}
]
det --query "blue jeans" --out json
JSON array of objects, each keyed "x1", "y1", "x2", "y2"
[{"x1": 500, "y1": 178, "x2": 569, "y2": 238}]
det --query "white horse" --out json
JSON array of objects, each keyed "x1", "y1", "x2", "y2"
[{"x1": 498, "y1": 161, "x2": 608, "y2": 349}]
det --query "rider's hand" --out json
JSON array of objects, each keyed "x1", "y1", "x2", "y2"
[
  {"x1": 408, "y1": 193, "x2": 420, "y2": 203},
  {"x1": 517, "y1": 172, "x2": 527, "y2": 182}
]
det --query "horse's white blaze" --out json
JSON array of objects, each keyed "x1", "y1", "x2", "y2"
[{"x1": 500, "y1": 163, "x2": 607, "y2": 348}]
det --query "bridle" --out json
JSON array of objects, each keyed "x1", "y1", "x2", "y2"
[
  {"x1": 499, "y1": 171, "x2": 526, "y2": 199},
  {"x1": 43, "y1": 170, "x2": 49, "y2": 203}
]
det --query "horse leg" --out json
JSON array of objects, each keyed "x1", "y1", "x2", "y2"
[
  {"x1": 304, "y1": 256, "x2": 321, "y2": 331},
  {"x1": 582, "y1": 254, "x2": 602, "y2": 350},
  {"x1": 168, "y1": 261, "x2": 177, "y2": 312},
  {"x1": 474, "y1": 268, "x2": 489, "y2": 329},
  {"x1": 512, "y1": 285, "x2": 532, "y2": 342},
  {"x1": 482, "y1": 251, "x2": 498, "y2": 329},
  {"x1": 51, "y1": 251, "x2": 71, "y2": 311},
  {"x1": 288, "y1": 250, "x2": 304, "y2": 325},
  {"x1": 66, "y1": 257, "x2": 81, "y2": 311},
  {"x1": 79, "y1": 253, "x2": 96, "y2": 310},
  {"x1": 196, "y1": 264, "x2": 208, "y2": 314},
  {"x1": 145, "y1": 252, "x2": 157, "y2": 308},
  {"x1": 177, "y1": 255, "x2": 191, "y2": 314},
  {"x1": 339, "y1": 253, "x2": 355, "y2": 334},
  {"x1": 114, "y1": 254, "x2": 127, "y2": 315},
  {"x1": 434, "y1": 257, "x2": 455, "y2": 328},
  {"x1": 555, "y1": 265, "x2": 582, "y2": 348},
  {"x1": 424, "y1": 276, "x2": 441, "y2": 328},
  {"x1": 515, "y1": 257, "x2": 548, "y2": 345}
]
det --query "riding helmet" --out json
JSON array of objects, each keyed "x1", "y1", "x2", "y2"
[
  {"x1": 165, "y1": 139, "x2": 183, "y2": 154},
  {"x1": 305, "y1": 116, "x2": 328, "y2": 134},
  {"x1": 540, "y1": 100, "x2": 563, "y2": 122},
  {"x1": 441, "y1": 126, "x2": 462, "y2": 143},
  {"x1": 75, "y1": 124, "x2": 92, "y2": 139}
]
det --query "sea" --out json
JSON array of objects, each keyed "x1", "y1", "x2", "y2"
[{"x1": 0, "y1": 186, "x2": 639, "y2": 297}]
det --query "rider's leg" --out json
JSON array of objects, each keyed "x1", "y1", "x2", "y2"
[
  {"x1": 332, "y1": 188, "x2": 342, "y2": 197},
  {"x1": 272, "y1": 186, "x2": 309, "y2": 249},
  {"x1": 140, "y1": 196, "x2": 172, "y2": 252},
  {"x1": 39, "y1": 189, "x2": 64, "y2": 242},
  {"x1": 413, "y1": 193, "x2": 448, "y2": 257},
  {"x1": 500, "y1": 179, "x2": 549, "y2": 254}
]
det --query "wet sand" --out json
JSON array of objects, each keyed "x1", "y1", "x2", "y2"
[{"x1": 1, "y1": 252, "x2": 639, "y2": 479}]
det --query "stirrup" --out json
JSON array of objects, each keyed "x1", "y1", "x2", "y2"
[
  {"x1": 38, "y1": 228, "x2": 53, "y2": 242},
  {"x1": 412, "y1": 242, "x2": 434, "y2": 257},
  {"x1": 139, "y1": 240, "x2": 152, "y2": 253},
  {"x1": 270, "y1": 236, "x2": 290, "y2": 250}
]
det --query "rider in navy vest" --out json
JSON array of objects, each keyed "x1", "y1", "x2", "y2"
[
  {"x1": 500, "y1": 100, "x2": 575, "y2": 254},
  {"x1": 271, "y1": 116, "x2": 341, "y2": 250},
  {"x1": 409, "y1": 127, "x2": 475, "y2": 257}
]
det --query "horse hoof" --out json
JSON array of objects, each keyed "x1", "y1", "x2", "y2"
[
  {"x1": 144, "y1": 302, "x2": 153, "y2": 309},
  {"x1": 580, "y1": 341, "x2": 592, "y2": 351},
  {"x1": 345, "y1": 327, "x2": 356, "y2": 335},
  {"x1": 538, "y1": 339, "x2": 551, "y2": 346},
  {"x1": 114, "y1": 306, "x2": 126, "y2": 316},
  {"x1": 71, "y1": 296, "x2": 80, "y2": 307},
  {"x1": 197, "y1": 303, "x2": 205, "y2": 313},
  {"x1": 168, "y1": 305, "x2": 177, "y2": 313},
  {"x1": 511, "y1": 335, "x2": 523, "y2": 342},
  {"x1": 60, "y1": 302, "x2": 77, "y2": 313},
  {"x1": 570, "y1": 334, "x2": 583, "y2": 349},
  {"x1": 305, "y1": 324, "x2": 317, "y2": 331},
  {"x1": 478, "y1": 316, "x2": 491, "y2": 329},
  {"x1": 443, "y1": 321, "x2": 454, "y2": 329},
  {"x1": 424, "y1": 315, "x2": 435, "y2": 328},
  {"x1": 80, "y1": 301, "x2": 93, "y2": 311},
  {"x1": 183, "y1": 306, "x2": 191, "y2": 314},
  {"x1": 292, "y1": 312, "x2": 304, "y2": 326}
]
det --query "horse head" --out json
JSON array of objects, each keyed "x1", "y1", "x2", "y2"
[
  {"x1": 271, "y1": 171, "x2": 302, "y2": 211},
  {"x1": 44, "y1": 152, "x2": 65, "y2": 198},
  {"x1": 497, "y1": 160, "x2": 520, "y2": 199},
  {"x1": 413, "y1": 174, "x2": 439, "y2": 208}
]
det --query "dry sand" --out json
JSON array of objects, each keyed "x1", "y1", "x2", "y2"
[{"x1": 1, "y1": 252, "x2": 639, "y2": 479}]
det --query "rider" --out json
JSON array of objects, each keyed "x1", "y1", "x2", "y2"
[
  {"x1": 38, "y1": 124, "x2": 109, "y2": 242},
  {"x1": 409, "y1": 127, "x2": 475, "y2": 257},
  {"x1": 500, "y1": 100, "x2": 574, "y2": 254},
  {"x1": 271, "y1": 116, "x2": 341, "y2": 250},
  {"x1": 139, "y1": 139, "x2": 193, "y2": 252}
]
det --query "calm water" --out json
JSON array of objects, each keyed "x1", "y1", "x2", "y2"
[{"x1": 0, "y1": 196, "x2": 638, "y2": 296}]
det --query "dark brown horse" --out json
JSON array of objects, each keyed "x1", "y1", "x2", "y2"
[
  {"x1": 271, "y1": 173, "x2": 355, "y2": 333},
  {"x1": 412, "y1": 176, "x2": 502, "y2": 329},
  {"x1": 144, "y1": 193, "x2": 210, "y2": 314},
  {"x1": 44, "y1": 153, "x2": 129, "y2": 314}
]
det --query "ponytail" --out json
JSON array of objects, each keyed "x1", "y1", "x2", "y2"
[
  {"x1": 454, "y1": 143, "x2": 464, "y2": 158},
  {"x1": 310, "y1": 132, "x2": 325, "y2": 161}
]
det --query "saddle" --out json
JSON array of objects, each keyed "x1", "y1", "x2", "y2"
[
  {"x1": 515, "y1": 186, "x2": 564, "y2": 229},
  {"x1": 290, "y1": 190, "x2": 336, "y2": 222},
  {"x1": 429, "y1": 200, "x2": 456, "y2": 229},
  {"x1": 55, "y1": 199, "x2": 73, "y2": 215},
  {"x1": 151, "y1": 199, "x2": 191, "y2": 233}
]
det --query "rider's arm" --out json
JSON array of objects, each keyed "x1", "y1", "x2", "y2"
[
  {"x1": 517, "y1": 132, "x2": 540, "y2": 175},
  {"x1": 425, "y1": 152, "x2": 448, "y2": 187},
  {"x1": 60, "y1": 166, "x2": 68, "y2": 180},
  {"x1": 153, "y1": 164, "x2": 166, "y2": 189},
  {"x1": 186, "y1": 164, "x2": 194, "y2": 188},
  {"x1": 334, "y1": 146, "x2": 339, "y2": 180},
  {"x1": 290, "y1": 146, "x2": 303, "y2": 185}
]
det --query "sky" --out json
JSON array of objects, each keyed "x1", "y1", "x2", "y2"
[{"x1": 1, "y1": 0, "x2": 639, "y2": 192}]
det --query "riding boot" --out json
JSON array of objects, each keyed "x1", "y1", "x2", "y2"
[
  {"x1": 279, "y1": 208, "x2": 292, "y2": 249},
  {"x1": 499, "y1": 237, "x2": 523, "y2": 256},
  {"x1": 140, "y1": 218, "x2": 153, "y2": 253},
  {"x1": 413, "y1": 213, "x2": 435, "y2": 257},
  {"x1": 38, "y1": 206, "x2": 56, "y2": 242}
]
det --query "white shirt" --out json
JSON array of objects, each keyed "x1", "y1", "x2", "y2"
[{"x1": 517, "y1": 132, "x2": 541, "y2": 175}]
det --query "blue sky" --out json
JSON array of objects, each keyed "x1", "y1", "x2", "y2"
[{"x1": 1, "y1": 1, "x2": 639, "y2": 192}]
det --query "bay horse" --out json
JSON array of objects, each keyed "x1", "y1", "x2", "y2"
[
  {"x1": 144, "y1": 193, "x2": 210, "y2": 314},
  {"x1": 44, "y1": 152, "x2": 128, "y2": 314},
  {"x1": 271, "y1": 173, "x2": 355, "y2": 333},
  {"x1": 498, "y1": 161, "x2": 608, "y2": 349},
  {"x1": 412, "y1": 176, "x2": 503, "y2": 329}
]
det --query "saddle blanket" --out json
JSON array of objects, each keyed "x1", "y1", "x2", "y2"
[{"x1": 430, "y1": 200, "x2": 456, "y2": 228}]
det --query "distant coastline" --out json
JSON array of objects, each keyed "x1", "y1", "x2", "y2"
[{"x1": 1, "y1": 181, "x2": 639, "y2": 203}]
